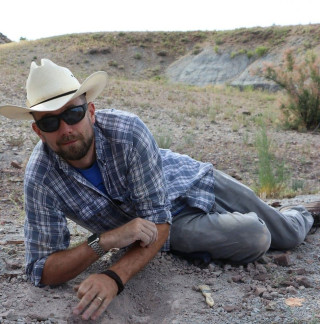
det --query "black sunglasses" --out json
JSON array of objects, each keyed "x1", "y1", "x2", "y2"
[{"x1": 35, "y1": 103, "x2": 88, "y2": 132}]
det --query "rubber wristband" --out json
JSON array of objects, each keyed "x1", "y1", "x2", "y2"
[{"x1": 101, "y1": 270, "x2": 124, "y2": 295}]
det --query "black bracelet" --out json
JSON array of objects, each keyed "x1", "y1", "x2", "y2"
[{"x1": 101, "y1": 269, "x2": 124, "y2": 295}]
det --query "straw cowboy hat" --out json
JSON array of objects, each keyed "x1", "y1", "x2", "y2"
[{"x1": 0, "y1": 58, "x2": 108, "y2": 120}]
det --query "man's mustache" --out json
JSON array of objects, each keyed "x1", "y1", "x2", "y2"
[{"x1": 57, "y1": 134, "x2": 82, "y2": 145}]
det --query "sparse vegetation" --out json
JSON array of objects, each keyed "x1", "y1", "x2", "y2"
[
  {"x1": 263, "y1": 50, "x2": 320, "y2": 131},
  {"x1": 254, "y1": 126, "x2": 289, "y2": 198},
  {"x1": 255, "y1": 46, "x2": 269, "y2": 57}
]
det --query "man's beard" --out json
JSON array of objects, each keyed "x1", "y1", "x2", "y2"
[{"x1": 55, "y1": 131, "x2": 94, "y2": 161}]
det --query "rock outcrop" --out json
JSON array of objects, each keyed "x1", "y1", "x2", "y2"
[
  {"x1": 166, "y1": 48, "x2": 282, "y2": 91},
  {"x1": 0, "y1": 33, "x2": 11, "y2": 44}
]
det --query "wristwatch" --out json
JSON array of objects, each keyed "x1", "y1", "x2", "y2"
[{"x1": 87, "y1": 233, "x2": 106, "y2": 258}]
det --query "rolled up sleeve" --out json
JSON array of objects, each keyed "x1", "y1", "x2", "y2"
[{"x1": 24, "y1": 180, "x2": 70, "y2": 286}]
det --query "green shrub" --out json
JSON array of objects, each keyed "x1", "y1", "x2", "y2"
[
  {"x1": 246, "y1": 50, "x2": 255, "y2": 59},
  {"x1": 254, "y1": 126, "x2": 288, "y2": 198},
  {"x1": 134, "y1": 53, "x2": 142, "y2": 60},
  {"x1": 263, "y1": 50, "x2": 320, "y2": 131},
  {"x1": 255, "y1": 46, "x2": 269, "y2": 57},
  {"x1": 108, "y1": 60, "x2": 118, "y2": 67},
  {"x1": 215, "y1": 38, "x2": 224, "y2": 45},
  {"x1": 154, "y1": 133, "x2": 172, "y2": 149}
]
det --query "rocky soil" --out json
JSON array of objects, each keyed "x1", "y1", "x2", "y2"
[
  {"x1": 1, "y1": 195, "x2": 320, "y2": 324},
  {"x1": 0, "y1": 107, "x2": 320, "y2": 323}
]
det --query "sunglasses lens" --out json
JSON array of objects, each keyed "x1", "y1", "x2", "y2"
[
  {"x1": 36, "y1": 104, "x2": 87, "y2": 132},
  {"x1": 37, "y1": 116, "x2": 60, "y2": 132},
  {"x1": 62, "y1": 106, "x2": 86, "y2": 125}
]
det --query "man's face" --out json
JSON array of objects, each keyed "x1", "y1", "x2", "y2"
[{"x1": 32, "y1": 97, "x2": 96, "y2": 167}]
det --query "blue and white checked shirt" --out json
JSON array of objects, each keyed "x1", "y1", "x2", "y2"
[{"x1": 24, "y1": 109, "x2": 215, "y2": 286}]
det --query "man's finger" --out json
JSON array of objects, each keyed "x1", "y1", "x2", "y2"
[
  {"x1": 80, "y1": 295, "x2": 107, "y2": 320},
  {"x1": 73, "y1": 288, "x2": 96, "y2": 315}
]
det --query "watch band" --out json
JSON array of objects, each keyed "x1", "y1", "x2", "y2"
[
  {"x1": 87, "y1": 234, "x2": 106, "y2": 258},
  {"x1": 101, "y1": 269, "x2": 124, "y2": 295}
]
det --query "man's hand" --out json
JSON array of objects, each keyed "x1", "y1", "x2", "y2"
[
  {"x1": 100, "y1": 218, "x2": 158, "y2": 250},
  {"x1": 72, "y1": 223, "x2": 169, "y2": 320},
  {"x1": 73, "y1": 273, "x2": 118, "y2": 321}
]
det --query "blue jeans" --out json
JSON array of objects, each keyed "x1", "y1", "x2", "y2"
[{"x1": 170, "y1": 169, "x2": 313, "y2": 264}]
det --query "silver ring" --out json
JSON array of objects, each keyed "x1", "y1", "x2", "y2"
[{"x1": 96, "y1": 296, "x2": 103, "y2": 303}]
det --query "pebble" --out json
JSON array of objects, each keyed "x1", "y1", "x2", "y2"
[
  {"x1": 223, "y1": 305, "x2": 238, "y2": 312},
  {"x1": 273, "y1": 253, "x2": 292, "y2": 266},
  {"x1": 296, "y1": 276, "x2": 313, "y2": 288},
  {"x1": 254, "y1": 287, "x2": 267, "y2": 296}
]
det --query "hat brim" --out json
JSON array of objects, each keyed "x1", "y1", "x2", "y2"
[{"x1": 0, "y1": 71, "x2": 108, "y2": 120}]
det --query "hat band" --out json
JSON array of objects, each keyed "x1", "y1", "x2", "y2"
[{"x1": 29, "y1": 90, "x2": 78, "y2": 108}]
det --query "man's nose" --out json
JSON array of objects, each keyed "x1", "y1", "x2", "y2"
[{"x1": 58, "y1": 119, "x2": 74, "y2": 134}]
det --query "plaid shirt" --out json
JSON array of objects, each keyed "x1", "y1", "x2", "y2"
[{"x1": 24, "y1": 109, "x2": 215, "y2": 286}]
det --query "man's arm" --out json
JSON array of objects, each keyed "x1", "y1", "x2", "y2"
[
  {"x1": 41, "y1": 217, "x2": 160, "y2": 285},
  {"x1": 72, "y1": 223, "x2": 170, "y2": 321}
]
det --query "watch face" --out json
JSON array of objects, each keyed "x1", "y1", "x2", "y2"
[{"x1": 88, "y1": 233, "x2": 99, "y2": 245}]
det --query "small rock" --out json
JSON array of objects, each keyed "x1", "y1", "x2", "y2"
[
  {"x1": 262, "y1": 292, "x2": 274, "y2": 300},
  {"x1": 265, "y1": 302, "x2": 277, "y2": 311},
  {"x1": 273, "y1": 253, "x2": 292, "y2": 266},
  {"x1": 296, "y1": 276, "x2": 312, "y2": 288},
  {"x1": 257, "y1": 255, "x2": 271, "y2": 264},
  {"x1": 223, "y1": 305, "x2": 238, "y2": 312},
  {"x1": 254, "y1": 273, "x2": 270, "y2": 281},
  {"x1": 231, "y1": 275, "x2": 243, "y2": 283},
  {"x1": 256, "y1": 264, "x2": 267, "y2": 274},
  {"x1": 287, "y1": 268, "x2": 307, "y2": 275},
  {"x1": 0, "y1": 309, "x2": 15, "y2": 319},
  {"x1": 254, "y1": 287, "x2": 267, "y2": 296},
  {"x1": 11, "y1": 161, "x2": 22, "y2": 169},
  {"x1": 28, "y1": 313, "x2": 48, "y2": 321},
  {"x1": 286, "y1": 286, "x2": 298, "y2": 294}
]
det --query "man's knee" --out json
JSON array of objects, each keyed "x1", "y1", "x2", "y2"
[{"x1": 229, "y1": 216, "x2": 271, "y2": 264}]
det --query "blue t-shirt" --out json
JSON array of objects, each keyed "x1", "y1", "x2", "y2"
[{"x1": 75, "y1": 161, "x2": 107, "y2": 195}]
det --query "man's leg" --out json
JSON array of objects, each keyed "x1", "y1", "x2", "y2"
[
  {"x1": 170, "y1": 207, "x2": 271, "y2": 264},
  {"x1": 213, "y1": 169, "x2": 314, "y2": 250}
]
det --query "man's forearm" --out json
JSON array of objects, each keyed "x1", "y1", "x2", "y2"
[
  {"x1": 109, "y1": 223, "x2": 170, "y2": 285},
  {"x1": 40, "y1": 221, "x2": 169, "y2": 286},
  {"x1": 41, "y1": 241, "x2": 99, "y2": 285}
]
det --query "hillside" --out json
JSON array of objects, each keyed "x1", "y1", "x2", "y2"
[{"x1": 0, "y1": 24, "x2": 320, "y2": 91}]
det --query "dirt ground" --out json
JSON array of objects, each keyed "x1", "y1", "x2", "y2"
[
  {"x1": 1, "y1": 192, "x2": 320, "y2": 324},
  {"x1": 0, "y1": 84, "x2": 320, "y2": 323}
]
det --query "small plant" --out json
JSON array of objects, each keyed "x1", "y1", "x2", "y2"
[
  {"x1": 255, "y1": 46, "x2": 269, "y2": 57},
  {"x1": 7, "y1": 135, "x2": 25, "y2": 147},
  {"x1": 215, "y1": 37, "x2": 224, "y2": 45},
  {"x1": 134, "y1": 53, "x2": 142, "y2": 60},
  {"x1": 154, "y1": 133, "x2": 173, "y2": 149},
  {"x1": 108, "y1": 60, "x2": 118, "y2": 67},
  {"x1": 263, "y1": 50, "x2": 320, "y2": 131},
  {"x1": 254, "y1": 126, "x2": 288, "y2": 198},
  {"x1": 207, "y1": 106, "x2": 216, "y2": 123},
  {"x1": 214, "y1": 46, "x2": 220, "y2": 54},
  {"x1": 192, "y1": 45, "x2": 202, "y2": 55},
  {"x1": 246, "y1": 50, "x2": 255, "y2": 59}
]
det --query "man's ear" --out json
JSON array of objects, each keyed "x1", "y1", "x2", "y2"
[
  {"x1": 87, "y1": 102, "x2": 96, "y2": 124},
  {"x1": 32, "y1": 122, "x2": 46, "y2": 143}
]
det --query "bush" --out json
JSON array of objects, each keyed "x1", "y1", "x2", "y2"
[
  {"x1": 255, "y1": 126, "x2": 288, "y2": 198},
  {"x1": 263, "y1": 50, "x2": 320, "y2": 131},
  {"x1": 255, "y1": 46, "x2": 269, "y2": 57}
]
